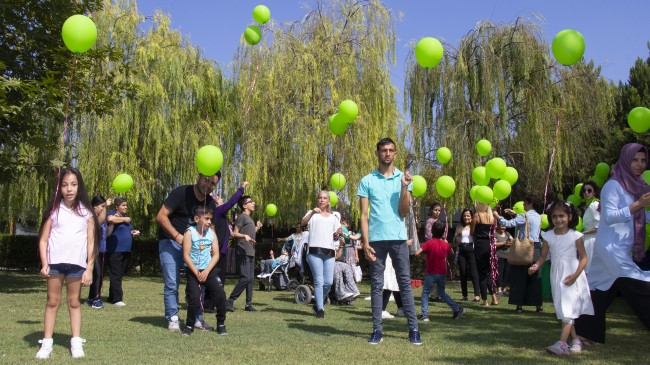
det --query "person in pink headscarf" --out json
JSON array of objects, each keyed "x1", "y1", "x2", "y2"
[{"x1": 575, "y1": 143, "x2": 650, "y2": 344}]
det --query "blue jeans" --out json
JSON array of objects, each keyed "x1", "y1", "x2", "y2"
[
  {"x1": 159, "y1": 239, "x2": 183, "y2": 321},
  {"x1": 369, "y1": 240, "x2": 418, "y2": 332},
  {"x1": 421, "y1": 273, "x2": 459, "y2": 315},
  {"x1": 307, "y1": 253, "x2": 335, "y2": 311}
]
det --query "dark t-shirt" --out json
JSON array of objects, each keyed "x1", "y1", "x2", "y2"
[
  {"x1": 106, "y1": 210, "x2": 132, "y2": 252},
  {"x1": 157, "y1": 185, "x2": 217, "y2": 240},
  {"x1": 235, "y1": 213, "x2": 256, "y2": 256}
]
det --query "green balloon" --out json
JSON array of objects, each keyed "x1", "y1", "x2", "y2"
[
  {"x1": 476, "y1": 186, "x2": 494, "y2": 204},
  {"x1": 252, "y1": 5, "x2": 271, "y2": 24},
  {"x1": 436, "y1": 147, "x2": 451, "y2": 164},
  {"x1": 590, "y1": 175, "x2": 605, "y2": 188},
  {"x1": 328, "y1": 191, "x2": 339, "y2": 207},
  {"x1": 476, "y1": 139, "x2": 491, "y2": 157},
  {"x1": 513, "y1": 201, "x2": 525, "y2": 214},
  {"x1": 552, "y1": 29, "x2": 585, "y2": 66},
  {"x1": 469, "y1": 185, "x2": 480, "y2": 201},
  {"x1": 486, "y1": 157, "x2": 507, "y2": 179},
  {"x1": 61, "y1": 15, "x2": 97, "y2": 53},
  {"x1": 493, "y1": 180, "x2": 512, "y2": 200},
  {"x1": 643, "y1": 170, "x2": 650, "y2": 185},
  {"x1": 501, "y1": 166, "x2": 518, "y2": 185},
  {"x1": 338, "y1": 100, "x2": 359, "y2": 123},
  {"x1": 472, "y1": 166, "x2": 489, "y2": 186},
  {"x1": 567, "y1": 194, "x2": 582, "y2": 207},
  {"x1": 411, "y1": 175, "x2": 427, "y2": 197},
  {"x1": 576, "y1": 216, "x2": 583, "y2": 232},
  {"x1": 328, "y1": 114, "x2": 347, "y2": 136},
  {"x1": 415, "y1": 37, "x2": 443, "y2": 68},
  {"x1": 540, "y1": 214, "x2": 549, "y2": 229},
  {"x1": 112, "y1": 173, "x2": 134, "y2": 193},
  {"x1": 574, "y1": 183, "x2": 583, "y2": 198},
  {"x1": 490, "y1": 197, "x2": 498, "y2": 209},
  {"x1": 195, "y1": 145, "x2": 224, "y2": 176},
  {"x1": 627, "y1": 107, "x2": 650, "y2": 133},
  {"x1": 244, "y1": 25, "x2": 262, "y2": 45},
  {"x1": 435, "y1": 175, "x2": 455, "y2": 198},
  {"x1": 594, "y1": 162, "x2": 610, "y2": 179},
  {"x1": 330, "y1": 173, "x2": 346, "y2": 190},
  {"x1": 265, "y1": 203, "x2": 277, "y2": 217}
]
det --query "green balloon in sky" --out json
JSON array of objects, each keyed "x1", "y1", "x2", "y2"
[{"x1": 61, "y1": 15, "x2": 97, "y2": 53}]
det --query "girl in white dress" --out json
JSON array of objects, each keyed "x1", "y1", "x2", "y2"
[{"x1": 529, "y1": 201, "x2": 594, "y2": 356}]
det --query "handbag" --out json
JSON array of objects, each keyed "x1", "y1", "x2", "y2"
[{"x1": 507, "y1": 214, "x2": 534, "y2": 265}]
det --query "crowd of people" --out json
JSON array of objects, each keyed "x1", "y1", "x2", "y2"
[{"x1": 32, "y1": 140, "x2": 650, "y2": 358}]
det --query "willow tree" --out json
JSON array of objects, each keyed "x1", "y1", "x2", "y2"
[
  {"x1": 405, "y1": 19, "x2": 616, "y2": 208},
  {"x1": 231, "y1": 0, "x2": 400, "y2": 225},
  {"x1": 72, "y1": 0, "x2": 237, "y2": 235}
]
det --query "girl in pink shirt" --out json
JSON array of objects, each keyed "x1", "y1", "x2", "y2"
[{"x1": 36, "y1": 168, "x2": 97, "y2": 359}]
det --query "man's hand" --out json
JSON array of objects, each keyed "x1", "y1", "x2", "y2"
[
  {"x1": 402, "y1": 170, "x2": 412, "y2": 187},
  {"x1": 364, "y1": 244, "x2": 376, "y2": 262}
]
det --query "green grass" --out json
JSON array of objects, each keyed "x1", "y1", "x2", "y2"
[{"x1": 0, "y1": 271, "x2": 646, "y2": 364}]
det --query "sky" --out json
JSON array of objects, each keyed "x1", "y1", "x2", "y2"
[{"x1": 134, "y1": 0, "x2": 650, "y2": 106}]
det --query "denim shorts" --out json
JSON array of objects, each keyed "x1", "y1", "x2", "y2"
[{"x1": 48, "y1": 263, "x2": 85, "y2": 277}]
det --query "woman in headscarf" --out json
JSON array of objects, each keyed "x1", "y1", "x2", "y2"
[{"x1": 575, "y1": 143, "x2": 650, "y2": 344}]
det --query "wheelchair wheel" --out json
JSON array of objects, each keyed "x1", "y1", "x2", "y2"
[
  {"x1": 288, "y1": 279, "x2": 300, "y2": 291},
  {"x1": 294, "y1": 285, "x2": 312, "y2": 305}
]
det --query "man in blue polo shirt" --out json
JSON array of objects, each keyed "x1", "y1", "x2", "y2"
[{"x1": 357, "y1": 137, "x2": 421, "y2": 345}]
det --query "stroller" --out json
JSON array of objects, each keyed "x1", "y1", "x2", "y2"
[{"x1": 258, "y1": 239, "x2": 300, "y2": 292}]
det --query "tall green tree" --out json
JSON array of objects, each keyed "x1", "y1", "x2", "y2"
[
  {"x1": 612, "y1": 49, "x2": 650, "y2": 149},
  {"x1": 404, "y1": 20, "x2": 616, "y2": 208}
]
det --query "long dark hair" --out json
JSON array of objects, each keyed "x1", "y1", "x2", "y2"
[{"x1": 460, "y1": 208, "x2": 473, "y2": 227}]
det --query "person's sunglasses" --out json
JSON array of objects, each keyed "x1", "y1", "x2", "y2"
[
  {"x1": 245, "y1": 200, "x2": 254, "y2": 205},
  {"x1": 582, "y1": 188, "x2": 593, "y2": 193}
]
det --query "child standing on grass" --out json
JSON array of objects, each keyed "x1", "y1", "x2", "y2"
[
  {"x1": 415, "y1": 221, "x2": 464, "y2": 321},
  {"x1": 529, "y1": 201, "x2": 594, "y2": 355},
  {"x1": 36, "y1": 167, "x2": 97, "y2": 359},
  {"x1": 182, "y1": 206, "x2": 228, "y2": 336}
]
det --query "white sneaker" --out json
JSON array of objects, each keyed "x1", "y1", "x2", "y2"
[
  {"x1": 381, "y1": 310, "x2": 394, "y2": 319},
  {"x1": 546, "y1": 341, "x2": 569, "y2": 355},
  {"x1": 570, "y1": 339, "x2": 582, "y2": 353},
  {"x1": 35, "y1": 338, "x2": 53, "y2": 359},
  {"x1": 70, "y1": 337, "x2": 86, "y2": 358},
  {"x1": 168, "y1": 315, "x2": 181, "y2": 332},
  {"x1": 396, "y1": 308, "x2": 404, "y2": 317},
  {"x1": 113, "y1": 301, "x2": 126, "y2": 307}
]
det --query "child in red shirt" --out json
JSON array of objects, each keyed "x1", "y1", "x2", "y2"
[{"x1": 415, "y1": 221, "x2": 464, "y2": 321}]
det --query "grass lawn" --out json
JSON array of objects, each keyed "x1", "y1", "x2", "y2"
[{"x1": 0, "y1": 271, "x2": 646, "y2": 364}]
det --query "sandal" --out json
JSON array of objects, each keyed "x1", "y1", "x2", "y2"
[{"x1": 491, "y1": 301, "x2": 499, "y2": 305}]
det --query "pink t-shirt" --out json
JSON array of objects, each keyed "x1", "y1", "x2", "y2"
[{"x1": 48, "y1": 202, "x2": 92, "y2": 268}]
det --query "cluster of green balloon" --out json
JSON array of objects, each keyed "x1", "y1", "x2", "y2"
[
  {"x1": 330, "y1": 173, "x2": 346, "y2": 190},
  {"x1": 328, "y1": 100, "x2": 358, "y2": 136},
  {"x1": 61, "y1": 15, "x2": 97, "y2": 53},
  {"x1": 540, "y1": 214, "x2": 549, "y2": 229},
  {"x1": 415, "y1": 37, "x2": 444, "y2": 68},
  {"x1": 435, "y1": 175, "x2": 455, "y2": 198},
  {"x1": 328, "y1": 191, "x2": 339, "y2": 207},
  {"x1": 112, "y1": 173, "x2": 134, "y2": 193},
  {"x1": 243, "y1": 5, "x2": 270, "y2": 45},
  {"x1": 627, "y1": 107, "x2": 650, "y2": 133},
  {"x1": 552, "y1": 29, "x2": 585, "y2": 66},
  {"x1": 195, "y1": 145, "x2": 224, "y2": 175},
  {"x1": 436, "y1": 147, "x2": 451, "y2": 165},
  {"x1": 411, "y1": 175, "x2": 427, "y2": 197},
  {"x1": 265, "y1": 203, "x2": 278, "y2": 217},
  {"x1": 513, "y1": 201, "x2": 525, "y2": 214},
  {"x1": 475, "y1": 186, "x2": 494, "y2": 204}
]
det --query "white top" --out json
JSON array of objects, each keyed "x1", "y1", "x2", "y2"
[
  {"x1": 305, "y1": 211, "x2": 341, "y2": 250},
  {"x1": 460, "y1": 228, "x2": 473, "y2": 243},
  {"x1": 588, "y1": 180, "x2": 650, "y2": 291},
  {"x1": 583, "y1": 200, "x2": 600, "y2": 237},
  {"x1": 48, "y1": 202, "x2": 92, "y2": 268}
]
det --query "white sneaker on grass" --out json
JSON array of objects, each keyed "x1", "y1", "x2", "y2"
[
  {"x1": 570, "y1": 339, "x2": 582, "y2": 353},
  {"x1": 70, "y1": 337, "x2": 86, "y2": 358},
  {"x1": 546, "y1": 341, "x2": 569, "y2": 355},
  {"x1": 168, "y1": 315, "x2": 181, "y2": 332},
  {"x1": 113, "y1": 301, "x2": 126, "y2": 307},
  {"x1": 35, "y1": 338, "x2": 53, "y2": 359},
  {"x1": 381, "y1": 310, "x2": 394, "y2": 319}
]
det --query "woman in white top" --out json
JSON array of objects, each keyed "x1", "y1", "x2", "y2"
[
  {"x1": 579, "y1": 181, "x2": 600, "y2": 274},
  {"x1": 575, "y1": 143, "x2": 650, "y2": 344},
  {"x1": 301, "y1": 191, "x2": 342, "y2": 318},
  {"x1": 454, "y1": 208, "x2": 480, "y2": 302}
]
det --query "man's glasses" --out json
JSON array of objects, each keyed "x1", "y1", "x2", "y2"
[{"x1": 244, "y1": 200, "x2": 254, "y2": 205}]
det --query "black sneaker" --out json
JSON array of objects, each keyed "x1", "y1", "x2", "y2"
[
  {"x1": 315, "y1": 309, "x2": 324, "y2": 318},
  {"x1": 418, "y1": 314, "x2": 429, "y2": 322},
  {"x1": 181, "y1": 326, "x2": 193, "y2": 336},
  {"x1": 452, "y1": 307, "x2": 465, "y2": 319},
  {"x1": 225, "y1": 300, "x2": 235, "y2": 312},
  {"x1": 368, "y1": 330, "x2": 383, "y2": 345},
  {"x1": 409, "y1": 330, "x2": 422, "y2": 345},
  {"x1": 431, "y1": 296, "x2": 444, "y2": 302},
  {"x1": 244, "y1": 305, "x2": 257, "y2": 312},
  {"x1": 216, "y1": 325, "x2": 228, "y2": 335}
]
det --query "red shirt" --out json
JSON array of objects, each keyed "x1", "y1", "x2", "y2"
[{"x1": 420, "y1": 238, "x2": 452, "y2": 275}]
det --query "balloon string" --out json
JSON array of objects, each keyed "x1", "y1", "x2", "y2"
[
  {"x1": 543, "y1": 116, "x2": 562, "y2": 209},
  {"x1": 46, "y1": 55, "x2": 77, "y2": 265}
]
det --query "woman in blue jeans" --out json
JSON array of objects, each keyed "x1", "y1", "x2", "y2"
[{"x1": 301, "y1": 191, "x2": 342, "y2": 318}]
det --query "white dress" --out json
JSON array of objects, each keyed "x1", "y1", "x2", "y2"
[
  {"x1": 588, "y1": 180, "x2": 650, "y2": 291},
  {"x1": 582, "y1": 200, "x2": 600, "y2": 274},
  {"x1": 383, "y1": 255, "x2": 399, "y2": 291},
  {"x1": 541, "y1": 230, "x2": 594, "y2": 321}
]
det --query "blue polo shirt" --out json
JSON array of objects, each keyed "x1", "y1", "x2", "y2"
[{"x1": 357, "y1": 167, "x2": 410, "y2": 242}]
